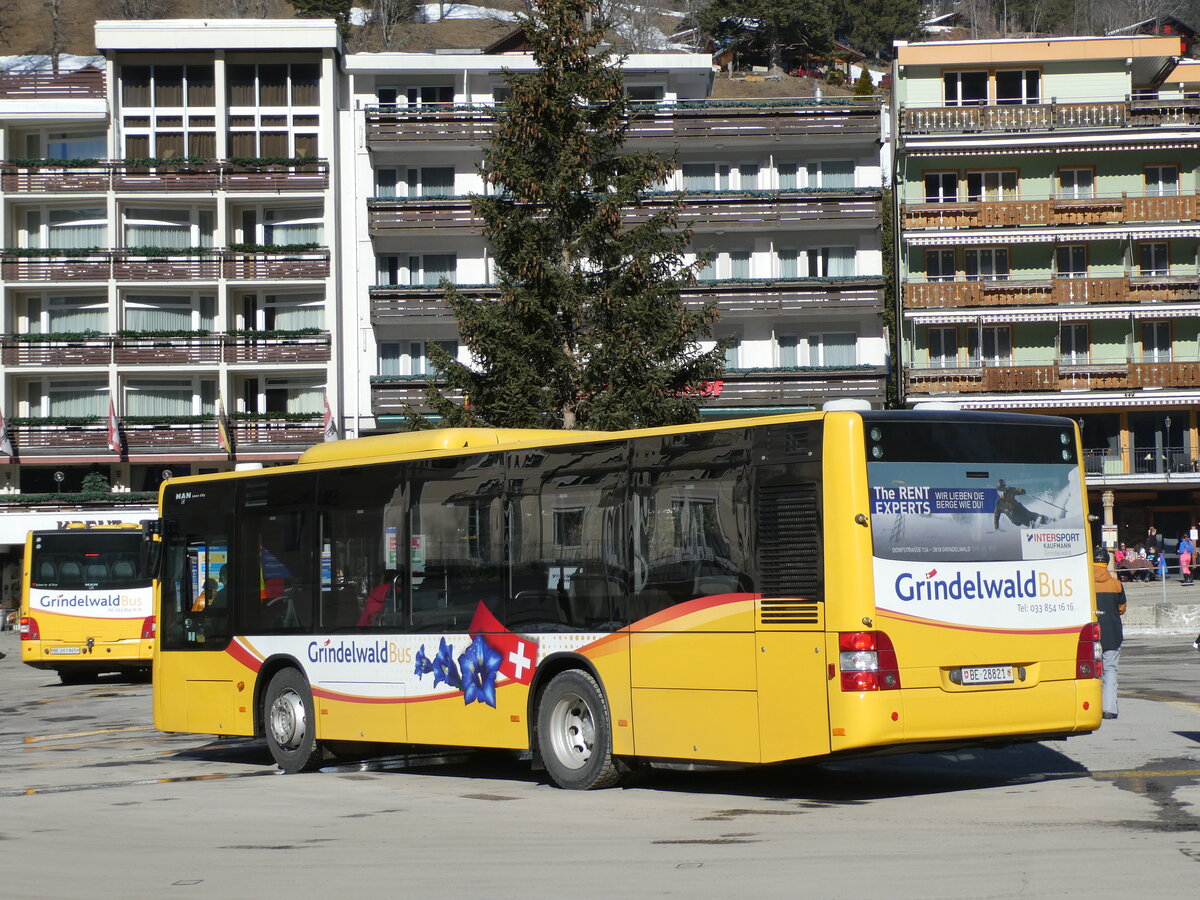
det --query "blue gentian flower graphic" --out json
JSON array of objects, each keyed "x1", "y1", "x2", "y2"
[
  {"x1": 414, "y1": 644, "x2": 433, "y2": 679},
  {"x1": 432, "y1": 636, "x2": 462, "y2": 690},
  {"x1": 458, "y1": 634, "x2": 502, "y2": 707}
]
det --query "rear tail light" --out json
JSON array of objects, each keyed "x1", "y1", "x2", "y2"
[
  {"x1": 838, "y1": 631, "x2": 901, "y2": 691},
  {"x1": 1076, "y1": 622, "x2": 1101, "y2": 679},
  {"x1": 141, "y1": 616, "x2": 156, "y2": 640},
  {"x1": 19, "y1": 616, "x2": 39, "y2": 641}
]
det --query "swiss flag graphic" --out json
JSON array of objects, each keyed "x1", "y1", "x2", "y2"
[{"x1": 469, "y1": 602, "x2": 538, "y2": 685}]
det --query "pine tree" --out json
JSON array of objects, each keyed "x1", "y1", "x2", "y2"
[
  {"x1": 419, "y1": 0, "x2": 726, "y2": 431},
  {"x1": 699, "y1": 0, "x2": 834, "y2": 72}
]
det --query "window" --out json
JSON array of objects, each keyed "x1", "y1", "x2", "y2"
[
  {"x1": 237, "y1": 206, "x2": 324, "y2": 246},
  {"x1": 404, "y1": 85, "x2": 453, "y2": 107},
  {"x1": 241, "y1": 376, "x2": 323, "y2": 415},
  {"x1": 776, "y1": 247, "x2": 798, "y2": 279},
  {"x1": 809, "y1": 333, "x2": 856, "y2": 367},
  {"x1": 125, "y1": 378, "x2": 216, "y2": 416},
  {"x1": 778, "y1": 163, "x2": 798, "y2": 190},
  {"x1": 123, "y1": 207, "x2": 214, "y2": 250},
  {"x1": 626, "y1": 84, "x2": 665, "y2": 102},
  {"x1": 1059, "y1": 168, "x2": 1094, "y2": 200},
  {"x1": 1146, "y1": 165, "x2": 1179, "y2": 196},
  {"x1": 807, "y1": 246, "x2": 855, "y2": 278},
  {"x1": 1138, "y1": 242, "x2": 1169, "y2": 276},
  {"x1": 924, "y1": 172, "x2": 958, "y2": 203},
  {"x1": 379, "y1": 340, "x2": 458, "y2": 377},
  {"x1": 968, "y1": 326, "x2": 1012, "y2": 366},
  {"x1": 738, "y1": 163, "x2": 759, "y2": 190},
  {"x1": 239, "y1": 293, "x2": 324, "y2": 331},
  {"x1": 1056, "y1": 245, "x2": 1087, "y2": 278},
  {"x1": 120, "y1": 64, "x2": 215, "y2": 159},
  {"x1": 24, "y1": 207, "x2": 106, "y2": 250},
  {"x1": 926, "y1": 248, "x2": 955, "y2": 282},
  {"x1": 124, "y1": 294, "x2": 215, "y2": 332},
  {"x1": 24, "y1": 296, "x2": 107, "y2": 334},
  {"x1": 965, "y1": 247, "x2": 1009, "y2": 281},
  {"x1": 159, "y1": 501, "x2": 233, "y2": 650},
  {"x1": 928, "y1": 327, "x2": 957, "y2": 368},
  {"x1": 227, "y1": 61, "x2": 321, "y2": 158},
  {"x1": 25, "y1": 380, "x2": 108, "y2": 417},
  {"x1": 406, "y1": 167, "x2": 455, "y2": 198},
  {"x1": 995, "y1": 70, "x2": 1040, "y2": 105},
  {"x1": 682, "y1": 163, "x2": 729, "y2": 192},
  {"x1": 43, "y1": 132, "x2": 107, "y2": 160},
  {"x1": 407, "y1": 254, "x2": 456, "y2": 287},
  {"x1": 777, "y1": 334, "x2": 798, "y2": 367},
  {"x1": 1141, "y1": 320, "x2": 1172, "y2": 362},
  {"x1": 729, "y1": 250, "x2": 751, "y2": 280},
  {"x1": 966, "y1": 170, "x2": 1017, "y2": 202},
  {"x1": 808, "y1": 160, "x2": 855, "y2": 189},
  {"x1": 944, "y1": 71, "x2": 987, "y2": 106},
  {"x1": 1059, "y1": 323, "x2": 1089, "y2": 364},
  {"x1": 722, "y1": 336, "x2": 740, "y2": 369}
]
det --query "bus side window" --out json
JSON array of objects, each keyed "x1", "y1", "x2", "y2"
[{"x1": 244, "y1": 511, "x2": 315, "y2": 633}]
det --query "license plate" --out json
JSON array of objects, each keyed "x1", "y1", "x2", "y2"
[
  {"x1": 960, "y1": 665, "x2": 1013, "y2": 685},
  {"x1": 47, "y1": 647, "x2": 82, "y2": 656}
]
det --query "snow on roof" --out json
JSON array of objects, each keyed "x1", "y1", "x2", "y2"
[{"x1": 0, "y1": 55, "x2": 104, "y2": 73}]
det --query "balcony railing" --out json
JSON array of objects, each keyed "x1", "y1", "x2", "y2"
[
  {"x1": 0, "y1": 68, "x2": 104, "y2": 99},
  {"x1": 1, "y1": 333, "x2": 331, "y2": 366},
  {"x1": 905, "y1": 359, "x2": 1200, "y2": 393},
  {"x1": 903, "y1": 272, "x2": 1200, "y2": 308},
  {"x1": 0, "y1": 249, "x2": 330, "y2": 282},
  {"x1": 369, "y1": 276, "x2": 886, "y2": 323},
  {"x1": 6, "y1": 418, "x2": 323, "y2": 458},
  {"x1": 371, "y1": 366, "x2": 888, "y2": 416},
  {"x1": 365, "y1": 98, "x2": 882, "y2": 147},
  {"x1": 900, "y1": 97, "x2": 1200, "y2": 136},
  {"x1": 903, "y1": 192, "x2": 1200, "y2": 229},
  {"x1": 1083, "y1": 446, "x2": 1197, "y2": 477},
  {"x1": 367, "y1": 189, "x2": 881, "y2": 235},
  {"x1": 0, "y1": 159, "x2": 329, "y2": 193}
]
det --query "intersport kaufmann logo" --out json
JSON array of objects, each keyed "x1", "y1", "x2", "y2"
[{"x1": 1020, "y1": 528, "x2": 1086, "y2": 560}]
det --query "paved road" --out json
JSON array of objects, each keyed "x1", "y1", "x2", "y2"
[{"x1": 0, "y1": 629, "x2": 1198, "y2": 899}]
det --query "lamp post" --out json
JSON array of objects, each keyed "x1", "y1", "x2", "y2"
[{"x1": 1166, "y1": 416, "x2": 1173, "y2": 472}]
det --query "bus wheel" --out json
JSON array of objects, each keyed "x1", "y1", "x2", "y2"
[
  {"x1": 536, "y1": 669, "x2": 620, "y2": 790},
  {"x1": 263, "y1": 668, "x2": 322, "y2": 774}
]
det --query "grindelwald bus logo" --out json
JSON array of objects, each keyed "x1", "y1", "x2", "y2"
[{"x1": 894, "y1": 567, "x2": 1075, "y2": 602}]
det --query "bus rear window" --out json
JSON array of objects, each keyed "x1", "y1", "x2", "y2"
[{"x1": 30, "y1": 533, "x2": 145, "y2": 589}]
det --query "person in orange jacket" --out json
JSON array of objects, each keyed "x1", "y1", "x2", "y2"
[{"x1": 1093, "y1": 546, "x2": 1126, "y2": 720}]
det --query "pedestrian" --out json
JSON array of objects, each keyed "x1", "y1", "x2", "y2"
[
  {"x1": 1178, "y1": 533, "x2": 1195, "y2": 585},
  {"x1": 1092, "y1": 545, "x2": 1126, "y2": 720},
  {"x1": 1146, "y1": 525, "x2": 1164, "y2": 559}
]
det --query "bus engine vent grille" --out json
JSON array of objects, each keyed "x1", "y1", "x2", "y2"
[
  {"x1": 759, "y1": 599, "x2": 820, "y2": 626},
  {"x1": 757, "y1": 485, "x2": 821, "y2": 601}
]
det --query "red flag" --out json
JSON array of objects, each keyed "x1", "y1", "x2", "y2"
[
  {"x1": 469, "y1": 601, "x2": 537, "y2": 685},
  {"x1": 322, "y1": 391, "x2": 339, "y2": 441},
  {"x1": 0, "y1": 407, "x2": 12, "y2": 457},
  {"x1": 106, "y1": 397, "x2": 121, "y2": 454}
]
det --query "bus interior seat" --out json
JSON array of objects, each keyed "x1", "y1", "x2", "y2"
[
  {"x1": 111, "y1": 560, "x2": 135, "y2": 579},
  {"x1": 85, "y1": 563, "x2": 108, "y2": 582},
  {"x1": 58, "y1": 561, "x2": 83, "y2": 584},
  {"x1": 38, "y1": 561, "x2": 57, "y2": 583}
]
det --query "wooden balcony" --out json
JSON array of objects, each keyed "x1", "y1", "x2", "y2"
[
  {"x1": 368, "y1": 190, "x2": 881, "y2": 236},
  {"x1": 900, "y1": 98, "x2": 1200, "y2": 136},
  {"x1": 4, "y1": 418, "x2": 322, "y2": 458},
  {"x1": 365, "y1": 99, "x2": 882, "y2": 149},
  {"x1": 903, "y1": 193, "x2": 1199, "y2": 229},
  {"x1": 370, "y1": 277, "x2": 886, "y2": 324},
  {"x1": 0, "y1": 159, "x2": 329, "y2": 193},
  {"x1": 0, "y1": 249, "x2": 330, "y2": 283},
  {"x1": 906, "y1": 360, "x2": 1200, "y2": 394},
  {"x1": 903, "y1": 272, "x2": 1200, "y2": 309},
  {"x1": 1, "y1": 333, "x2": 330, "y2": 367},
  {"x1": 0, "y1": 68, "x2": 104, "y2": 99},
  {"x1": 371, "y1": 366, "x2": 888, "y2": 417}
]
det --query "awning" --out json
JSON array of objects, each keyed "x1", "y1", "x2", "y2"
[
  {"x1": 953, "y1": 391, "x2": 1200, "y2": 410},
  {"x1": 904, "y1": 225, "x2": 1200, "y2": 246},
  {"x1": 906, "y1": 304, "x2": 1200, "y2": 324},
  {"x1": 905, "y1": 141, "x2": 1200, "y2": 158}
]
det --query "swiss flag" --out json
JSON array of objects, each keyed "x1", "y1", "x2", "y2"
[{"x1": 469, "y1": 602, "x2": 538, "y2": 685}]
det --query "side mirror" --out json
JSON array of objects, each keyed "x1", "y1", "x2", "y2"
[{"x1": 139, "y1": 519, "x2": 164, "y2": 580}]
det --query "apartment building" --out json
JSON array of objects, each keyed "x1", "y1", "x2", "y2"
[
  {"x1": 894, "y1": 35, "x2": 1200, "y2": 547},
  {"x1": 0, "y1": 18, "x2": 887, "y2": 588}
]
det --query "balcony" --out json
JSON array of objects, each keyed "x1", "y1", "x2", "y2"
[
  {"x1": 903, "y1": 273, "x2": 1200, "y2": 308},
  {"x1": 0, "y1": 68, "x2": 104, "y2": 99},
  {"x1": 4, "y1": 417, "x2": 322, "y2": 459},
  {"x1": 371, "y1": 366, "x2": 888, "y2": 417},
  {"x1": 367, "y1": 189, "x2": 881, "y2": 236},
  {"x1": 0, "y1": 159, "x2": 329, "y2": 193},
  {"x1": 365, "y1": 98, "x2": 882, "y2": 149},
  {"x1": 1, "y1": 333, "x2": 331, "y2": 367},
  {"x1": 903, "y1": 192, "x2": 1200, "y2": 230},
  {"x1": 369, "y1": 276, "x2": 886, "y2": 324},
  {"x1": 1084, "y1": 446, "x2": 1197, "y2": 477},
  {"x1": 900, "y1": 97, "x2": 1200, "y2": 136},
  {"x1": 905, "y1": 359, "x2": 1200, "y2": 394},
  {"x1": 0, "y1": 249, "x2": 330, "y2": 282}
]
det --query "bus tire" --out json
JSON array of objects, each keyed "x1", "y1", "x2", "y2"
[
  {"x1": 263, "y1": 668, "x2": 322, "y2": 774},
  {"x1": 536, "y1": 669, "x2": 620, "y2": 790}
]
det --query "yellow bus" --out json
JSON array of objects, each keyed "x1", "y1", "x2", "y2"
[
  {"x1": 20, "y1": 524, "x2": 155, "y2": 683},
  {"x1": 148, "y1": 411, "x2": 1102, "y2": 788}
]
